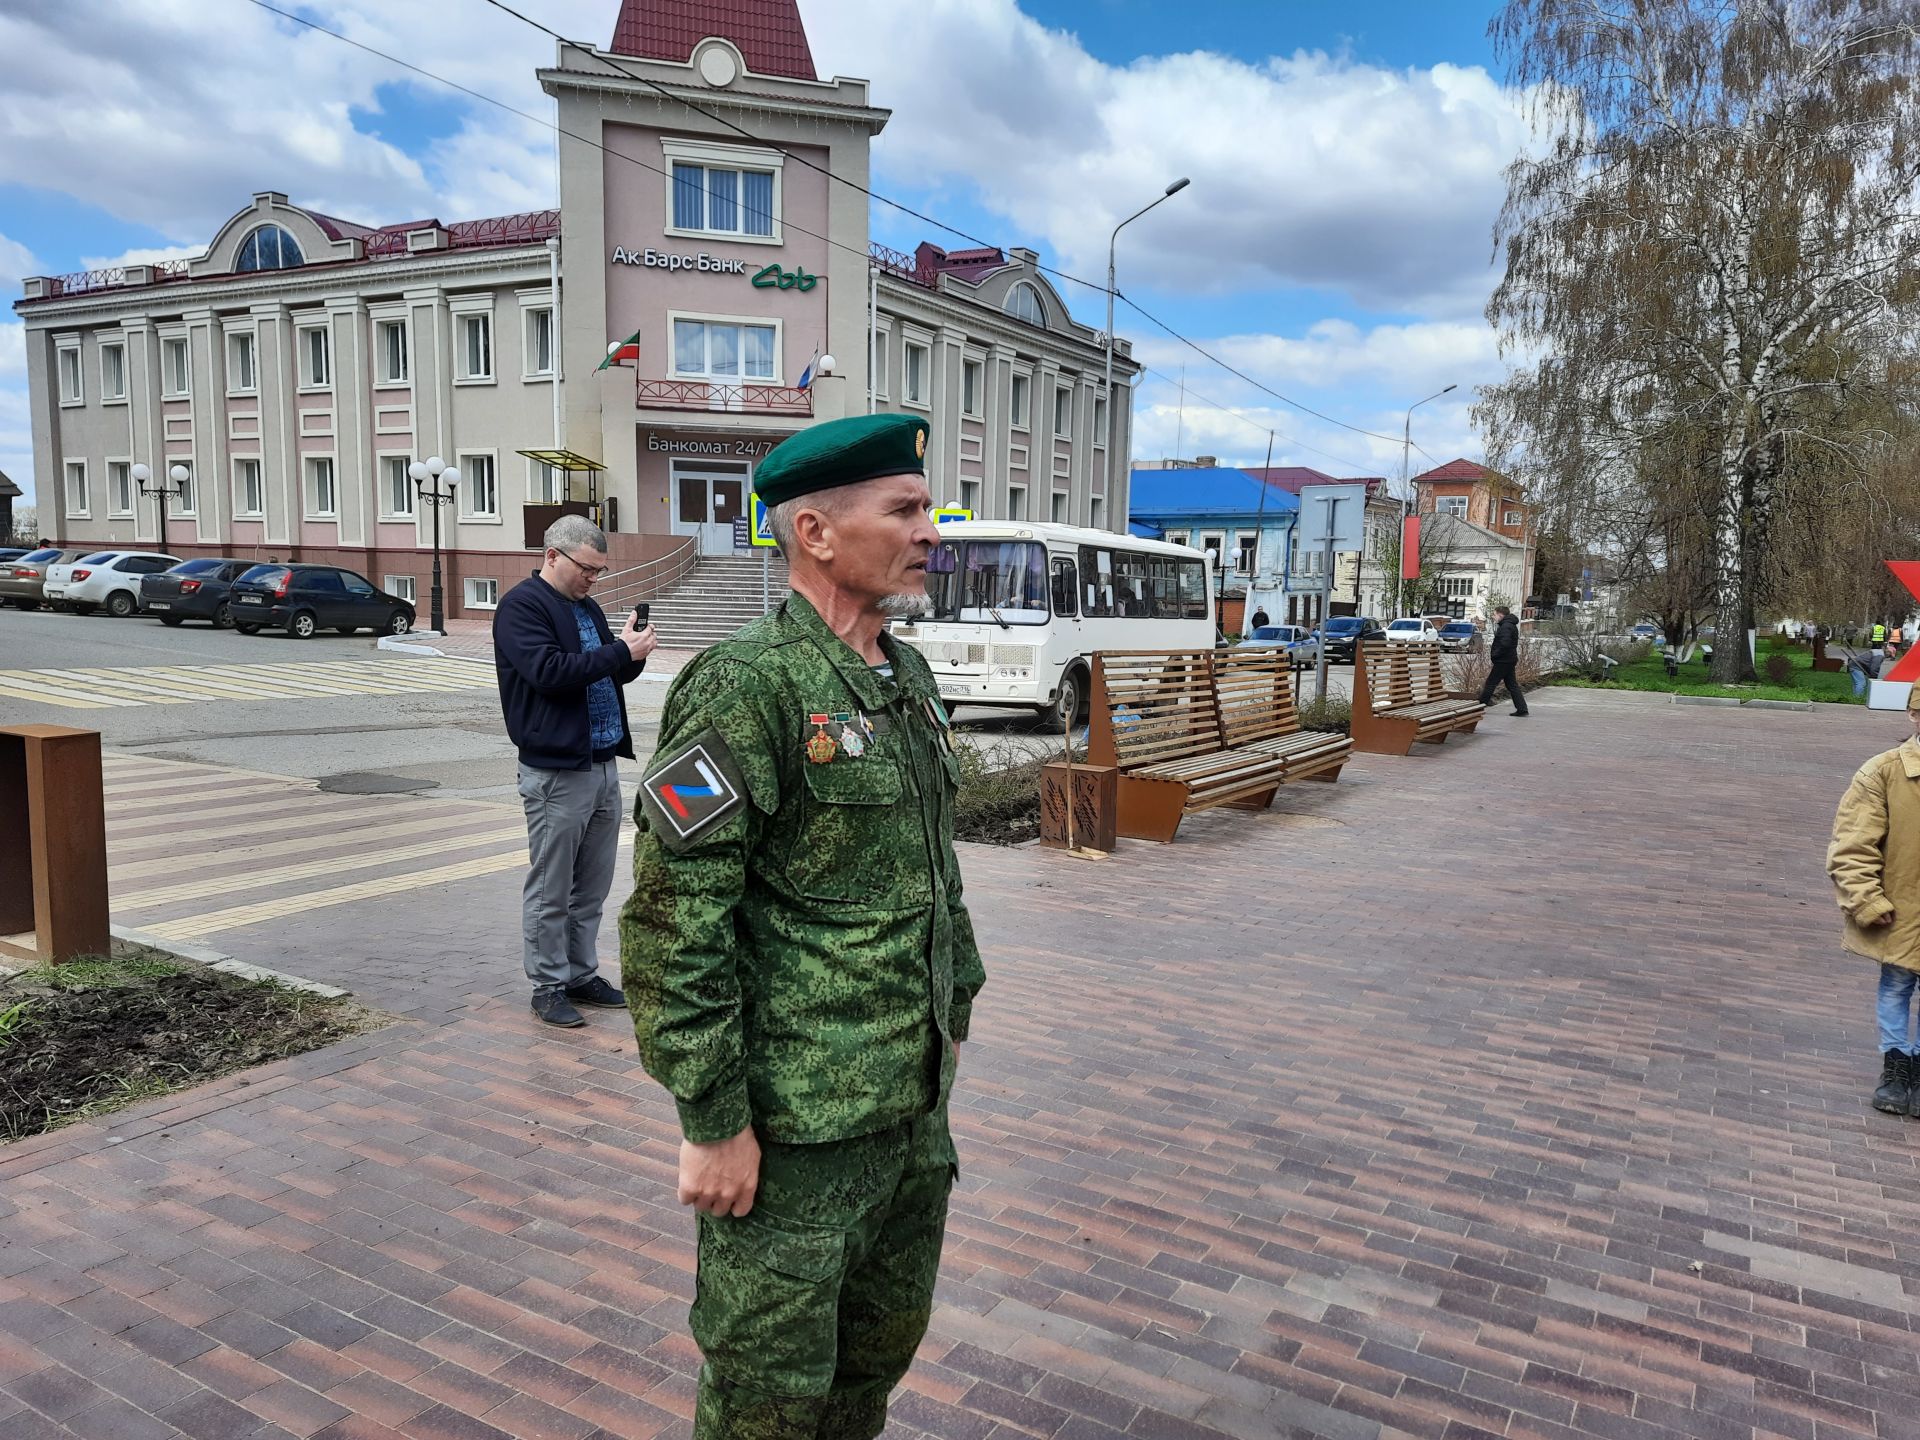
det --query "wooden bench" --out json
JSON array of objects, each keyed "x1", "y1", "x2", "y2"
[
  {"x1": 1211, "y1": 648, "x2": 1353, "y2": 783},
  {"x1": 1810, "y1": 633, "x2": 1844, "y2": 673},
  {"x1": 1351, "y1": 639, "x2": 1485, "y2": 755},
  {"x1": 1087, "y1": 650, "x2": 1285, "y2": 842}
]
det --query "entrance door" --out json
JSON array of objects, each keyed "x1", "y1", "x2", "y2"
[{"x1": 672, "y1": 462, "x2": 749, "y2": 552}]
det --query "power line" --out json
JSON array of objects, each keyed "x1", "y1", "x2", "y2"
[
  {"x1": 246, "y1": 0, "x2": 1413, "y2": 453},
  {"x1": 1133, "y1": 366, "x2": 1384, "y2": 476}
]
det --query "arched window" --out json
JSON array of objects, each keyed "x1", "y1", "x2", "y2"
[
  {"x1": 235, "y1": 225, "x2": 305, "y2": 272},
  {"x1": 1003, "y1": 281, "x2": 1047, "y2": 327}
]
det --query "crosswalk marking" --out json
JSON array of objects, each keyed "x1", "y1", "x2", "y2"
[
  {"x1": 0, "y1": 655, "x2": 499, "y2": 710},
  {"x1": 114, "y1": 825, "x2": 531, "y2": 907}
]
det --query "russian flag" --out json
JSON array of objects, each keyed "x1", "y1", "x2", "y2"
[{"x1": 796, "y1": 348, "x2": 819, "y2": 390}]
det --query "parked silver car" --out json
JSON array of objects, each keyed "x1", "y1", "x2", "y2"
[
  {"x1": 1237, "y1": 624, "x2": 1319, "y2": 665},
  {"x1": 0, "y1": 547, "x2": 88, "y2": 610}
]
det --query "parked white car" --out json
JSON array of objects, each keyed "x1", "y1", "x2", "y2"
[
  {"x1": 1384, "y1": 617, "x2": 1441, "y2": 643},
  {"x1": 45, "y1": 551, "x2": 182, "y2": 617}
]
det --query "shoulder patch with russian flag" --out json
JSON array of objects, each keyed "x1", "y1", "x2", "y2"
[{"x1": 638, "y1": 728, "x2": 747, "y2": 851}]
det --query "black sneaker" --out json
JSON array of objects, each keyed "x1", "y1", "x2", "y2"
[
  {"x1": 1872, "y1": 1049, "x2": 1910, "y2": 1114},
  {"x1": 1511, "y1": 710, "x2": 1530, "y2": 717},
  {"x1": 532, "y1": 991, "x2": 587, "y2": 1028},
  {"x1": 566, "y1": 975, "x2": 628, "y2": 1009}
]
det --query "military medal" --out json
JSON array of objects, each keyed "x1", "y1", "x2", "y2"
[
  {"x1": 806, "y1": 713, "x2": 838, "y2": 764},
  {"x1": 834, "y1": 711, "x2": 865, "y2": 758}
]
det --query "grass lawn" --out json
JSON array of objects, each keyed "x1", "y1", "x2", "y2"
[{"x1": 1550, "y1": 640, "x2": 1865, "y2": 705}]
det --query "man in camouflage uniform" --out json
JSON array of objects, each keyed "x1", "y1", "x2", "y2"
[{"x1": 620, "y1": 412, "x2": 984, "y2": 1439}]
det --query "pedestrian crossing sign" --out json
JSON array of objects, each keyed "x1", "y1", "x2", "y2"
[
  {"x1": 749, "y1": 495, "x2": 778, "y2": 548},
  {"x1": 933, "y1": 507, "x2": 973, "y2": 525}
]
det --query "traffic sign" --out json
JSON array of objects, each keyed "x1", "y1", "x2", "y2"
[
  {"x1": 933, "y1": 507, "x2": 974, "y2": 525},
  {"x1": 749, "y1": 495, "x2": 778, "y2": 548}
]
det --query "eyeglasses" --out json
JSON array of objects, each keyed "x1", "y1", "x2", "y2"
[{"x1": 555, "y1": 549, "x2": 610, "y2": 581}]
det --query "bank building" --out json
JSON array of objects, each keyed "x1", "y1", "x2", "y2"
[{"x1": 12, "y1": 0, "x2": 1139, "y2": 632}]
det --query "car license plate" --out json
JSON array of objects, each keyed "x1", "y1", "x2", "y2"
[
  {"x1": 239, "y1": 594, "x2": 263, "y2": 604},
  {"x1": 938, "y1": 682, "x2": 970, "y2": 697},
  {"x1": 147, "y1": 602, "x2": 169, "y2": 610}
]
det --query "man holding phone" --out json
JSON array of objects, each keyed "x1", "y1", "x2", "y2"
[{"x1": 495, "y1": 514, "x2": 659, "y2": 1027}]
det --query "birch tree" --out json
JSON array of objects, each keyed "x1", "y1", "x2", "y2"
[{"x1": 1485, "y1": 0, "x2": 1920, "y2": 681}]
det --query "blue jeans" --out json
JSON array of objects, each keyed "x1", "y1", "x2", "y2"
[
  {"x1": 1851, "y1": 664, "x2": 1869, "y2": 697},
  {"x1": 1878, "y1": 964, "x2": 1918, "y2": 1053}
]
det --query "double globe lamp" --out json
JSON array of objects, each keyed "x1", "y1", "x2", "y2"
[{"x1": 408, "y1": 456, "x2": 460, "y2": 634}]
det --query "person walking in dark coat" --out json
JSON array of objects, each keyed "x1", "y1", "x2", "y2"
[{"x1": 1479, "y1": 604, "x2": 1529, "y2": 716}]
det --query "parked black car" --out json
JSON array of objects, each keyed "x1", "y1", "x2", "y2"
[
  {"x1": 229, "y1": 564, "x2": 415, "y2": 638},
  {"x1": 139, "y1": 558, "x2": 260, "y2": 627},
  {"x1": 1318, "y1": 615, "x2": 1387, "y2": 664}
]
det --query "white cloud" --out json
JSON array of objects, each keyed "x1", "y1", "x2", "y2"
[
  {"x1": 0, "y1": 0, "x2": 603, "y2": 244},
  {"x1": 807, "y1": 0, "x2": 1530, "y2": 315},
  {"x1": 0, "y1": 232, "x2": 38, "y2": 293},
  {"x1": 78, "y1": 244, "x2": 203, "y2": 271}
]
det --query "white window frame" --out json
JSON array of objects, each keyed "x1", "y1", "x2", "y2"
[
  {"x1": 667, "y1": 310, "x2": 782, "y2": 384},
  {"x1": 375, "y1": 318, "x2": 410, "y2": 386},
  {"x1": 1503, "y1": 509, "x2": 1523, "y2": 526},
  {"x1": 959, "y1": 478, "x2": 981, "y2": 516},
  {"x1": 454, "y1": 308, "x2": 494, "y2": 384},
  {"x1": 106, "y1": 459, "x2": 133, "y2": 517},
  {"x1": 226, "y1": 330, "x2": 258, "y2": 395},
  {"x1": 522, "y1": 305, "x2": 554, "y2": 380},
  {"x1": 1092, "y1": 395, "x2": 1107, "y2": 447},
  {"x1": 298, "y1": 323, "x2": 331, "y2": 391},
  {"x1": 1166, "y1": 530, "x2": 1191, "y2": 547},
  {"x1": 64, "y1": 459, "x2": 89, "y2": 516},
  {"x1": 903, "y1": 341, "x2": 931, "y2": 409},
  {"x1": 458, "y1": 450, "x2": 500, "y2": 522},
  {"x1": 384, "y1": 575, "x2": 417, "y2": 604},
  {"x1": 161, "y1": 334, "x2": 191, "y2": 398},
  {"x1": 1050, "y1": 491, "x2": 1068, "y2": 524},
  {"x1": 1089, "y1": 497, "x2": 1105, "y2": 531},
  {"x1": 661, "y1": 136, "x2": 784, "y2": 245},
  {"x1": 1054, "y1": 386, "x2": 1073, "y2": 438},
  {"x1": 464, "y1": 576, "x2": 501, "y2": 610},
  {"x1": 169, "y1": 462, "x2": 195, "y2": 518},
  {"x1": 378, "y1": 453, "x2": 416, "y2": 519},
  {"x1": 233, "y1": 457, "x2": 265, "y2": 519},
  {"x1": 1436, "y1": 496, "x2": 1468, "y2": 519},
  {"x1": 527, "y1": 456, "x2": 565, "y2": 505},
  {"x1": 962, "y1": 357, "x2": 984, "y2": 419},
  {"x1": 57, "y1": 344, "x2": 83, "y2": 406},
  {"x1": 99, "y1": 341, "x2": 127, "y2": 404},
  {"x1": 305, "y1": 455, "x2": 338, "y2": 519},
  {"x1": 872, "y1": 329, "x2": 889, "y2": 399},
  {"x1": 1010, "y1": 371, "x2": 1031, "y2": 430},
  {"x1": 1236, "y1": 532, "x2": 1258, "y2": 575},
  {"x1": 1007, "y1": 485, "x2": 1026, "y2": 522}
]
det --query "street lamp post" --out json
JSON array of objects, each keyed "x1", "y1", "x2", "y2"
[
  {"x1": 1396, "y1": 383, "x2": 1457, "y2": 616},
  {"x1": 131, "y1": 463, "x2": 187, "y2": 545},
  {"x1": 408, "y1": 456, "x2": 461, "y2": 634},
  {"x1": 1106, "y1": 178, "x2": 1190, "y2": 514},
  {"x1": 1205, "y1": 544, "x2": 1241, "y2": 641}
]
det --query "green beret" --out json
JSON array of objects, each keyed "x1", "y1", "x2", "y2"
[{"x1": 752, "y1": 413, "x2": 929, "y2": 507}]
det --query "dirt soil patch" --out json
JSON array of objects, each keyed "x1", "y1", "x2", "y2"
[{"x1": 0, "y1": 947, "x2": 390, "y2": 1142}]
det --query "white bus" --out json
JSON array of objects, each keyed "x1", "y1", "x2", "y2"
[{"x1": 890, "y1": 521, "x2": 1216, "y2": 726}]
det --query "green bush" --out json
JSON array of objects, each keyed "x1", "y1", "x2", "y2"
[
  {"x1": 1762, "y1": 652, "x2": 1796, "y2": 686},
  {"x1": 1297, "y1": 695, "x2": 1352, "y2": 733}
]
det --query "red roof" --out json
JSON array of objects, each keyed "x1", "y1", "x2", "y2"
[
  {"x1": 1246, "y1": 467, "x2": 1388, "y2": 496},
  {"x1": 610, "y1": 0, "x2": 817, "y2": 80},
  {"x1": 913, "y1": 242, "x2": 1010, "y2": 284},
  {"x1": 1412, "y1": 458, "x2": 1493, "y2": 484}
]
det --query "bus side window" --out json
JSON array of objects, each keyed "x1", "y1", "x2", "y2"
[{"x1": 1051, "y1": 557, "x2": 1078, "y2": 618}]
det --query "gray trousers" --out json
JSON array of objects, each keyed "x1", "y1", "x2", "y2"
[{"x1": 518, "y1": 759, "x2": 622, "y2": 993}]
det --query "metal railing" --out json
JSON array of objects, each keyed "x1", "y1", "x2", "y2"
[
  {"x1": 362, "y1": 209, "x2": 561, "y2": 258},
  {"x1": 596, "y1": 535, "x2": 702, "y2": 611},
  {"x1": 870, "y1": 242, "x2": 939, "y2": 288},
  {"x1": 635, "y1": 378, "x2": 815, "y2": 415},
  {"x1": 37, "y1": 259, "x2": 193, "y2": 299}
]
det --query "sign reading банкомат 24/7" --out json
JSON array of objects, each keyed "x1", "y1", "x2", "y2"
[{"x1": 610, "y1": 246, "x2": 749, "y2": 274}]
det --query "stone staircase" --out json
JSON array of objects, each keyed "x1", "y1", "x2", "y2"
[{"x1": 644, "y1": 552, "x2": 790, "y2": 649}]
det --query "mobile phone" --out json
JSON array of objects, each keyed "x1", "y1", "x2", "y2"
[{"x1": 630, "y1": 603, "x2": 650, "y2": 629}]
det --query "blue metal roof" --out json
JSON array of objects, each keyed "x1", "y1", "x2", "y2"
[{"x1": 1128, "y1": 467, "x2": 1300, "y2": 524}]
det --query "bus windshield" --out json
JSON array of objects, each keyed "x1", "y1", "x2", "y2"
[{"x1": 927, "y1": 540, "x2": 1049, "y2": 624}]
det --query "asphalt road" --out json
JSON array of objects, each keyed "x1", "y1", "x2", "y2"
[{"x1": 0, "y1": 606, "x2": 1089, "y2": 801}]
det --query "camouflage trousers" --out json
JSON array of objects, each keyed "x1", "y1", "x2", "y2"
[{"x1": 691, "y1": 1108, "x2": 957, "y2": 1440}]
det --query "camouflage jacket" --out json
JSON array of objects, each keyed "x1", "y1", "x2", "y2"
[{"x1": 621, "y1": 592, "x2": 985, "y2": 1146}]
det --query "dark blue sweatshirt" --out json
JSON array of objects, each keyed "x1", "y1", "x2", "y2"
[{"x1": 493, "y1": 572, "x2": 645, "y2": 770}]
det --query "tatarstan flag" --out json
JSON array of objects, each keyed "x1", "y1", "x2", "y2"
[{"x1": 597, "y1": 330, "x2": 641, "y2": 371}]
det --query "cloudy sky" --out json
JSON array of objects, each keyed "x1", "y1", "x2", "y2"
[{"x1": 0, "y1": 0, "x2": 1528, "y2": 507}]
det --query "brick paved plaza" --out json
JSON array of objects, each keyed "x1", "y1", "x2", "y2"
[{"x1": 4, "y1": 688, "x2": 1918, "y2": 1440}]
